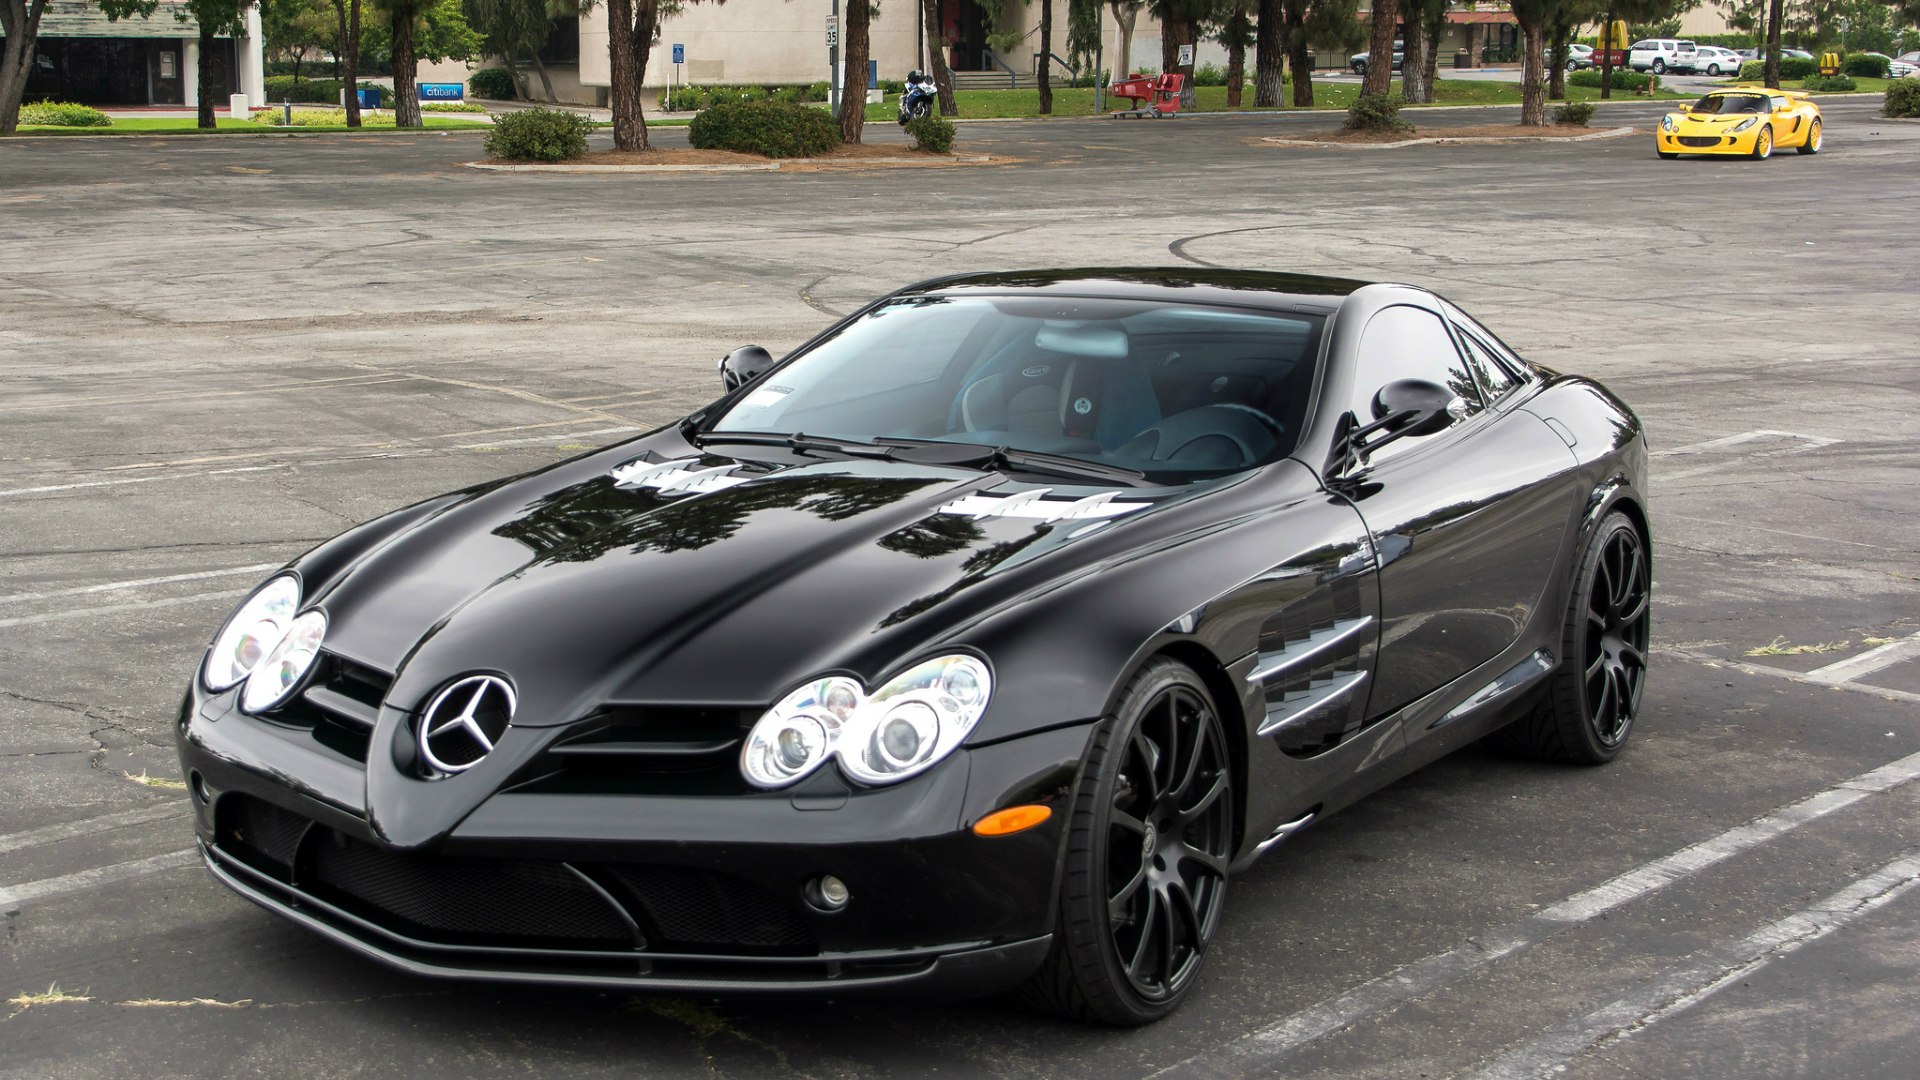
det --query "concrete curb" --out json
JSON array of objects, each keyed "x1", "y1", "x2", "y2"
[
  {"x1": 462, "y1": 154, "x2": 994, "y2": 173},
  {"x1": 1260, "y1": 125, "x2": 1637, "y2": 149}
]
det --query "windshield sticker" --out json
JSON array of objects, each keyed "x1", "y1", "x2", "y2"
[{"x1": 742, "y1": 386, "x2": 792, "y2": 409}]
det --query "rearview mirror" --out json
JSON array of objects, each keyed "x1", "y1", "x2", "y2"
[
  {"x1": 1370, "y1": 378, "x2": 1458, "y2": 438},
  {"x1": 719, "y1": 345, "x2": 776, "y2": 392}
]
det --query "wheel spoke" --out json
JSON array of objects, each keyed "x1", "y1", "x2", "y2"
[
  {"x1": 1109, "y1": 862, "x2": 1148, "y2": 921},
  {"x1": 1619, "y1": 545, "x2": 1643, "y2": 609},
  {"x1": 1155, "y1": 889, "x2": 1177, "y2": 985},
  {"x1": 1592, "y1": 661, "x2": 1615, "y2": 720},
  {"x1": 1130, "y1": 731, "x2": 1162, "y2": 803},
  {"x1": 1180, "y1": 842, "x2": 1229, "y2": 879},
  {"x1": 1169, "y1": 880, "x2": 1202, "y2": 952},
  {"x1": 1172, "y1": 711, "x2": 1211, "y2": 800},
  {"x1": 1110, "y1": 809, "x2": 1148, "y2": 837},
  {"x1": 1180, "y1": 773, "x2": 1228, "y2": 825},
  {"x1": 1128, "y1": 889, "x2": 1161, "y2": 981},
  {"x1": 1620, "y1": 591, "x2": 1650, "y2": 628},
  {"x1": 1586, "y1": 651, "x2": 1607, "y2": 680},
  {"x1": 1619, "y1": 641, "x2": 1646, "y2": 670}
]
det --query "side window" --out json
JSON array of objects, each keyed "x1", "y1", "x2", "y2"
[
  {"x1": 1440, "y1": 303, "x2": 1525, "y2": 400},
  {"x1": 1770, "y1": 95, "x2": 1789, "y2": 111},
  {"x1": 1351, "y1": 305, "x2": 1483, "y2": 437}
]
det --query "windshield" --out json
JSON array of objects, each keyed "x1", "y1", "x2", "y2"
[
  {"x1": 710, "y1": 295, "x2": 1326, "y2": 481},
  {"x1": 1691, "y1": 93, "x2": 1769, "y2": 114}
]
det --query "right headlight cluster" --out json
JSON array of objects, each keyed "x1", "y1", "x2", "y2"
[
  {"x1": 740, "y1": 655, "x2": 993, "y2": 790},
  {"x1": 201, "y1": 573, "x2": 329, "y2": 715},
  {"x1": 1660, "y1": 114, "x2": 1677, "y2": 132}
]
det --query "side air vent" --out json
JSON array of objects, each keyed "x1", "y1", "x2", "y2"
[
  {"x1": 611, "y1": 457, "x2": 754, "y2": 496},
  {"x1": 938, "y1": 488, "x2": 1152, "y2": 522}
]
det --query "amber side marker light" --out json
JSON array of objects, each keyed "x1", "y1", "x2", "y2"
[{"x1": 972, "y1": 805, "x2": 1053, "y2": 837}]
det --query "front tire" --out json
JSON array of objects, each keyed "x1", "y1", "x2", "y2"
[
  {"x1": 1797, "y1": 118, "x2": 1821, "y2": 154},
  {"x1": 1752, "y1": 125, "x2": 1773, "y2": 159},
  {"x1": 1017, "y1": 658, "x2": 1234, "y2": 1025},
  {"x1": 1352, "y1": 60, "x2": 1368, "y2": 77},
  {"x1": 1485, "y1": 511, "x2": 1649, "y2": 764},
  {"x1": 1652, "y1": 59, "x2": 1666, "y2": 74}
]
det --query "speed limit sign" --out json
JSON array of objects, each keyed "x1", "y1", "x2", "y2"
[{"x1": 826, "y1": 15, "x2": 839, "y2": 47}]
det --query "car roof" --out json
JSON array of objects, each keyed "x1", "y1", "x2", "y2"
[{"x1": 894, "y1": 268, "x2": 1371, "y2": 313}]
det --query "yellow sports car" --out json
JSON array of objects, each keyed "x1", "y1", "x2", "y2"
[{"x1": 1656, "y1": 88, "x2": 1823, "y2": 159}]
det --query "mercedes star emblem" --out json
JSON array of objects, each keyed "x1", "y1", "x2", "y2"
[{"x1": 418, "y1": 674, "x2": 516, "y2": 776}]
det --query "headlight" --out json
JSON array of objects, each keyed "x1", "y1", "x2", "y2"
[
  {"x1": 240, "y1": 610, "x2": 327, "y2": 713},
  {"x1": 203, "y1": 575, "x2": 300, "y2": 691},
  {"x1": 1660, "y1": 114, "x2": 1676, "y2": 132},
  {"x1": 740, "y1": 655, "x2": 993, "y2": 789},
  {"x1": 1731, "y1": 116, "x2": 1758, "y2": 132}
]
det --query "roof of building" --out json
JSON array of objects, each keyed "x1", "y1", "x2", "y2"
[{"x1": 5, "y1": 1, "x2": 209, "y2": 40}]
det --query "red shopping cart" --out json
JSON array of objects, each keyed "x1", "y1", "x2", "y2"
[{"x1": 1109, "y1": 72, "x2": 1185, "y2": 119}]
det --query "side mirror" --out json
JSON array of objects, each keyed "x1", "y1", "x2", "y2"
[
  {"x1": 718, "y1": 345, "x2": 775, "y2": 392},
  {"x1": 1370, "y1": 378, "x2": 1459, "y2": 438}
]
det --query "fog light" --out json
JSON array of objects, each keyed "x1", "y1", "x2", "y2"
[
  {"x1": 806, "y1": 874, "x2": 851, "y2": 911},
  {"x1": 189, "y1": 771, "x2": 211, "y2": 805}
]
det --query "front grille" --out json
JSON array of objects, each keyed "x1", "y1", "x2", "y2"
[
  {"x1": 308, "y1": 837, "x2": 635, "y2": 946},
  {"x1": 515, "y1": 706, "x2": 757, "y2": 797},
  {"x1": 215, "y1": 794, "x2": 818, "y2": 956},
  {"x1": 607, "y1": 865, "x2": 815, "y2": 951},
  {"x1": 260, "y1": 651, "x2": 395, "y2": 763},
  {"x1": 1678, "y1": 136, "x2": 1723, "y2": 147}
]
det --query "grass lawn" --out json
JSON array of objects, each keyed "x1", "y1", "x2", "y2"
[
  {"x1": 860, "y1": 78, "x2": 1691, "y2": 121},
  {"x1": 13, "y1": 115, "x2": 492, "y2": 135}
]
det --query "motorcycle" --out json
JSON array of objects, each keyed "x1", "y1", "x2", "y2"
[{"x1": 897, "y1": 70, "x2": 937, "y2": 125}]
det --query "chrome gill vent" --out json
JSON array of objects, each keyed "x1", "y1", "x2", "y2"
[
  {"x1": 610, "y1": 457, "x2": 752, "y2": 496},
  {"x1": 938, "y1": 488, "x2": 1152, "y2": 522}
]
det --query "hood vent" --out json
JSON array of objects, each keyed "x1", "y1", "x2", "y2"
[
  {"x1": 938, "y1": 487, "x2": 1152, "y2": 522},
  {"x1": 610, "y1": 457, "x2": 753, "y2": 496}
]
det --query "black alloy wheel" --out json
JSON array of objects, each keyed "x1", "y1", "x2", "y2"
[
  {"x1": 1486, "y1": 510, "x2": 1650, "y2": 764},
  {"x1": 1018, "y1": 658, "x2": 1235, "y2": 1024}
]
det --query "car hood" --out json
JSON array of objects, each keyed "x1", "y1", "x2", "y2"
[
  {"x1": 1670, "y1": 111, "x2": 1765, "y2": 129},
  {"x1": 309, "y1": 440, "x2": 1181, "y2": 729}
]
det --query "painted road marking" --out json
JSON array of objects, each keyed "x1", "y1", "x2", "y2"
[
  {"x1": 1805, "y1": 630, "x2": 1920, "y2": 687},
  {"x1": 0, "y1": 804, "x2": 189, "y2": 856},
  {"x1": 1652, "y1": 429, "x2": 1842, "y2": 457},
  {"x1": 1668, "y1": 647, "x2": 1920, "y2": 706},
  {"x1": 1466, "y1": 855, "x2": 1920, "y2": 1080},
  {"x1": 0, "y1": 591, "x2": 242, "y2": 629},
  {"x1": 0, "y1": 849, "x2": 198, "y2": 915},
  {"x1": 1151, "y1": 749, "x2": 1920, "y2": 1078},
  {"x1": 0, "y1": 564, "x2": 279, "y2": 606}
]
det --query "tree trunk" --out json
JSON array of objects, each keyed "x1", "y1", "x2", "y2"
[
  {"x1": 1599, "y1": 7, "x2": 1613, "y2": 99},
  {"x1": 1548, "y1": 28, "x2": 1567, "y2": 100},
  {"x1": 198, "y1": 25, "x2": 217, "y2": 128},
  {"x1": 1, "y1": 0, "x2": 50, "y2": 135},
  {"x1": 1227, "y1": 37, "x2": 1245, "y2": 107},
  {"x1": 841, "y1": 0, "x2": 869, "y2": 143},
  {"x1": 1763, "y1": 0, "x2": 1783, "y2": 88},
  {"x1": 530, "y1": 53, "x2": 557, "y2": 103},
  {"x1": 1283, "y1": 0, "x2": 1312, "y2": 107},
  {"x1": 1518, "y1": 19, "x2": 1545, "y2": 125},
  {"x1": 1424, "y1": 7, "x2": 1441, "y2": 89},
  {"x1": 922, "y1": 0, "x2": 958, "y2": 116},
  {"x1": 1160, "y1": 14, "x2": 1196, "y2": 110},
  {"x1": 1111, "y1": 2, "x2": 1136, "y2": 77},
  {"x1": 336, "y1": 0, "x2": 361, "y2": 127},
  {"x1": 1254, "y1": 0, "x2": 1283, "y2": 106},
  {"x1": 1038, "y1": 0, "x2": 1052, "y2": 114},
  {"x1": 605, "y1": 0, "x2": 652, "y2": 151},
  {"x1": 1401, "y1": 16, "x2": 1427, "y2": 103},
  {"x1": 500, "y1": 54, "x2": 526, "y2": 100},
  {"x1": 1363, "y1": 0, "x2": 1397, "y2": 97},
  {"x1": 392, "y1": 7, "x2": 420, "y2": 127}
]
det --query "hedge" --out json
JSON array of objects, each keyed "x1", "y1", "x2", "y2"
[
  {"x1": 263, "y1": 76, "x2": 380, "y2": 105},
  {"x1": 904, "y1": 113, "x2": 955, "y2": 153},
  {"x1": 469, "y1": 67, "x2": 517, "y2": 100},
  {"x1": 1884, "y1": 79, "x2": 1920, "y2": 117},
  {"x1": 484, "y1": 108, "x2": 593, "y2": 162},
  {"x1": 1842, "y1": 53, "x2": 1890, "y2": 79},
  {"x1": 662, "y1": 83, "x2": 830, "y2": 111},
  {"x1": 1737, "y1": 57, "x2": 1818, "y2": 81},
  {"x1": 688, "y1": 100, "x2": 840, "y2": 157},
  {"x1": 1345, "y1": 92, "x2": 1412, "y2": 134},
  {"x1": 18, "y1": 101, "x2": 111, "y2": 126},
  {"x1": 1802, "y1": 74, "x2": 1856, "y2": 92},
  {"x1": 1553, "y1": 101, "x2": 1596, "y2": 126},
  {"x1": 1568, "y1": 68, "x2": 1653, "y2": 91}
]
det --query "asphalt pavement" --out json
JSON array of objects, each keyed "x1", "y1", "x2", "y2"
[{"x1": 1, "y1": 96, "x2": 1917, "y2": 1079}]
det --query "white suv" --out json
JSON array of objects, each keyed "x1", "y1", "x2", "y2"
[{"x1": 1629, "y1": 39, "x2": 1697, "y2": 74}]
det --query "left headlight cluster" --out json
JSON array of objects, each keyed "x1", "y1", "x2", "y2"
[
  {"x1": 741, "y1": 655, "x2": 993, "y2": 790},
  {"x1": 1660, "y1": 114, "x2": 1677, "y2": 132},
  {"x1": 202, "y1": 574, "x2": 328, "y2": 715},
  {"x1": 1730, "y1": 116, "x2": 1759, "y2": 132}
]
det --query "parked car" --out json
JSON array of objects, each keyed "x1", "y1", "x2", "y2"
[
  {"x1": 1630, "y1": 38, "x2": 1698, "y2": 73},
  {"x1": 1865, "y1": 52, "x2": 1917, "y2": 79},
  {"x1": 1657, "y1": 88, "x2": 1822, "y2": 159},
  {"x1": 1678, "y1": 46, "x2": 1743, "y2": 76},
  {"x1": 1735, "y1": 47, "x2": 1814, "y2": 62},
  {"x1": 1566, "y1": 43, "x2": 1595, "y2": 71},
  {"x1": 175, "y1": 268, "x2": 1653, "y2": 1025},
  {"x1": 1350, "y1": 41, "x2": 1406, "y2": 76}
]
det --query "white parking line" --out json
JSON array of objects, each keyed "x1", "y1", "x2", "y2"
[
  {"x1": 0, "y1": 848, "x2": 198, "y2": 914},
  {"x1": 0, "y1": 564, "x2": 278, "y2": 606},
  {"x1": 1466, "y1": 854, "x2": 1920, "y2": 1080},
  {"x1": 1150, "y1": 749, "x2": 1920, "y2": 1079},
  {"x1": 1805, "y1": 630, "x2": 1920, "y2": 686},
  {"x1": 0, "y1": 590, "x2": 241, "y2": 629},
  {"x1": 1667, "y1": 647, "x2": 1920, "y2": 706},
  {"x1": 0, "y1": 804, "x2": 190, "y2": 856},
  {"x1": 1651, "y1": 430, "x2": 1841, "y2": 457}
]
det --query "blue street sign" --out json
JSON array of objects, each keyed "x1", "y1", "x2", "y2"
[
  {"x1": 672, "y1": 44, "x2": 685, "y2": 64},
  {"x1": 420, "y1": 83, "x2": 464, "y2": 101}
]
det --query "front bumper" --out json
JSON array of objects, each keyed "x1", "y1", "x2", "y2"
[
  {"x1": 176, "y1": 682, "x2": 1094, "y2": 997},
  {"x1": 1656, "y1": 127, "x2": 1761, "y2": 155}
]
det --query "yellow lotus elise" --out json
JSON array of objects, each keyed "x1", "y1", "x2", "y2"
[{"x1": 1656, "y1": 88, "x2": 1823, "y2": 159}]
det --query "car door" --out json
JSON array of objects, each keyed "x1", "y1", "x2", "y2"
[
  {"x1": 1770, "y1": 94, "x2": 1808, "y2": 146},
  {"x1": 1330, "y1": 303, "x2": 1582, "y2": 727}
]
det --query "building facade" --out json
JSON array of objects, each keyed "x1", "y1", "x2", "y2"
[{"x1": 7, "y1": 0, "x2": 265, "y2": 107}]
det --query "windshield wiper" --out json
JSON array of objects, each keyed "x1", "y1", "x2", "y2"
[
  {"x1": 692, "y1": 430, "x2": 897, "y2": 460},
  {"x1": 885, "y1": 441, "x2": 1147, "y2": 485}
]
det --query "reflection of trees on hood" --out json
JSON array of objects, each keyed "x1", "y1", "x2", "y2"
[
  {"x1": 492, "y1": 472, "x2": 946, "y2": 561},
  {"x1": 877, "y1": 515, "x2": 988, "y2": 560},
  {"x1": 881, "y1": 531, "x2": 1050, "y2": 629}
]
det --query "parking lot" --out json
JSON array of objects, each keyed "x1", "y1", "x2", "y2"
[{"x1": 3, "y1": 97, "x2": 1918, "y2": 1078}]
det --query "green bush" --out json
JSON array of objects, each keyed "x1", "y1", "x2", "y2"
[
  {"x1": 469, "y1": 67, "x2": 518, "y2": 100},
  {"x1": 250, "y1": 109, "x2": 420, "y2": 128},
  {"x1": 688, "y1": 100, "x2": 840, "y2": 158},
  {"x1": 1344, "y1": 91, "x2": 1412, "y2": 134},
  {"x1": 1192, "y1": 62, "x2": 1227, "y2": 87},
  {"x1": 262, "y1": 76, "x2": 381, "y2": 105},
  {"x1": 423, "y1": 101, "x2": 489, "y2": 113},
  {"x1": 1884, "y1": 79, "x2": 1920, "y2": 117},
  {"x1": 1803, "y1": 73, "x2": 1856, "y2": 92},
  {"x1": 1553, "y1": 100, "x2": 1596, "y2": 126},
  {"x1": 18, "y1": 101, "x2": 110, "y2": 127},
  {"x1": 806, "y1": 80, "x2": 831, "y2": 101},
  {"x1": 1736, "y1": 57, "x2": 1818, "y2": 81},
  {"x1": 904, "y1": 113, "x2": 955, "y2": 153},
  {"x1": 484, "y1": 108, "x2": 592, "y2": 162},
  {"x1": 1842, "y1": 53, "x2": 1890, "y2": 79},
  {"x1": 1568, "y1": 68, "x2": 1653, "y2": 92}
]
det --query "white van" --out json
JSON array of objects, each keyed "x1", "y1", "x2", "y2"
[{"x1": 1629, "y1": 39, "x2": 1698, "y2": 73}]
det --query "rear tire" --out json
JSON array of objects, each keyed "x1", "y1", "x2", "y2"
[
  {"x1": 1353, "y1": 60, "x2": 1368, "y2": 77},
  {"x1": 1016, "y1": 658, "x2": 1234, "y2": 1025},
  {"x1": 1652, "y1": 59, "x2": 1666, "y2": 74},
  {"x1": 1485, "y1": 511, "x2": 1649, "y2": 764},
  {"x1": 1797, "y1": 118, "x2": 1821, "y2": 154}
]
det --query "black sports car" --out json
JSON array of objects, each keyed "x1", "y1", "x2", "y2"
[{"x1": 178, "y1": 269, "x2": 1651, "y2": 1025}]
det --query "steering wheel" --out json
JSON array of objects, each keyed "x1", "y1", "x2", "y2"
[{"x1": 1208, "y1": 402, "x2": 1287, "y2": 441}]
